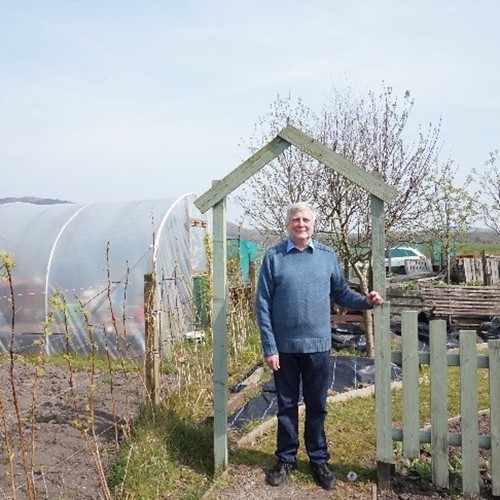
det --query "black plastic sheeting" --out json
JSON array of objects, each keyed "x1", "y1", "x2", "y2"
[
  {"x1": 229, "y1": 315, "x2": 500, "y2": 431},
  {"x1": 389, "y1": 311, "x2": 500, "y2": 349},
  {"x1": 228, "y1": 354, "x2": 402, "y2": 430},
  {"x1": 389, "y1": 310, "x2": 461, "y2": 351},
  {"x1": 331, "y1": 322, "x2": 367, "y2": 351},
  {"x1": 478, "y1": 317, "x2": 500, "y2": 341}
]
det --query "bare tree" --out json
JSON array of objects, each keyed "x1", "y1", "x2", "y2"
[
  {"x1": 235, "y1": 83, "x2": 441, "y2": 357},
  {"x1": 418, "y1": 160, "x2": 479, "y2": 283},
  {"x1": 476, "y1": 150, "x2": 500, "y2": 235}
]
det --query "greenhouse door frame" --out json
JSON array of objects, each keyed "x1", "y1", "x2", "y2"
[{"x1": 194, "y1": 124, "x2": 398, "y2": 471}]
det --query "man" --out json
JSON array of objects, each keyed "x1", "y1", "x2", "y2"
[{"x1": 256, "y1": 201, "x2": 384, "y2": 490}]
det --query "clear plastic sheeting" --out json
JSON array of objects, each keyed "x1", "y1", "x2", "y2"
[
  {"x1": 0, "y1": 195, "x2": 207, "y2": 357},
  {"x1": 228, "y1": 355, "x2": 402, "y2": 430}
]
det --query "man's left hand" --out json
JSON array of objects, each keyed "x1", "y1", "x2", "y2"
[{"x1": 367, "y1": 291, "x2": 384, "y2": 306}]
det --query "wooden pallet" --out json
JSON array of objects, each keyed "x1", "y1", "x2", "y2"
[{"x1": 420, "y1": 285, "x2": 500, "y2": 320}]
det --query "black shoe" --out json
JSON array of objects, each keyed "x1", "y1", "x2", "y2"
[
  {"x1": 310, "y1": 462, "x2": 336, "y2": 490},
  {"x1": 266, "y1": 460, "x2": 297, "y2": 486}
]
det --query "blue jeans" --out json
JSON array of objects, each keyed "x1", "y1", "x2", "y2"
[{"x1": 273, "y1": 351, "x2": 331, "y2": 464}]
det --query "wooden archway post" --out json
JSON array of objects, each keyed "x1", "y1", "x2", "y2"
[
  {"x1": 371, "y1": 190, "x2": 393, "y2": 490},
  {"x1": 211, "y1": 185, "x2": 228, "y2": 470}
]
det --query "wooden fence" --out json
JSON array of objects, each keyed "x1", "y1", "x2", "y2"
[
  {"x1": 454, "y1": 255, "x2": 500, "y2": 285},
  {"x1": 376, "y1": 307, "x2": 500, "y2": 497},
  {"x1": 387, "y1": 285, "x2": 500, "y2": 327}
]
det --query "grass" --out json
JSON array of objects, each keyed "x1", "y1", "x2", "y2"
[
  {"x1": 0, "y1": 352, "x2": 137, "y2": 372},
  {"x1": 105, "y1": 325, "x2": 492, "y2": 499},
  {"x1": 106, "y1": 314, "x2": 263, "y2": 499},
  {"x1": 458, "y1": 241, "x2": 500, "y2": 255},
  {"x1": 107, "y1": 405, "x2": 213, "y2": 499}
]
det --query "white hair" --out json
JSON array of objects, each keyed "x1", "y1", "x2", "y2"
[{"x1": 286, "y1": 202, "x2": 316, "y2": 224}]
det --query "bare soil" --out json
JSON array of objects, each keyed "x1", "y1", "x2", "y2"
[{"x1": 0, "y1": 357, "x2": 142, "y2": 499}]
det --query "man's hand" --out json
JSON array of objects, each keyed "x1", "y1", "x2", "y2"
[
  {"x1": 264, "y1": 354, "x2": 280, "y2": 371},
  {"x1": 367, "y1": 291, "x2": 384, "y2": 306}
]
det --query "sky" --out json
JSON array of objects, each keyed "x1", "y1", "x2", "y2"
[{"x1": 1, "y1": 0, "x2": 499, "y2": 221}]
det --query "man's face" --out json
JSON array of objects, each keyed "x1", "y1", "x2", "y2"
[{"x1": 287, "y1": 209, "x2": 314, "y2": 246}]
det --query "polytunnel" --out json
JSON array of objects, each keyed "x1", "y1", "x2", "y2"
[{"x1": 0, "y1": 194, "x2": 208, "y2": 358}]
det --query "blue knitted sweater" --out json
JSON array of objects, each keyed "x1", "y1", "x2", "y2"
[{"x1": 256, "y1": 239, "x2": 372, "y2": 357}]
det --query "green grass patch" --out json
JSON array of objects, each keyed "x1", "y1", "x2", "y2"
[
  {"x1": 458, "y1": 241, "x2": 500, "y2": 256},
  {"x1": 107, "y1": 318, "x2": 263, "y2": 498},
  {"x1": 0, "y1": 352, "x2": 137, "y2": 372},
  {"x1": 225, "y1": 351, "x2": 491, "y2": 494},
  {"x1": 108, "y1": 405, "x2": 213, "y2": 499}
]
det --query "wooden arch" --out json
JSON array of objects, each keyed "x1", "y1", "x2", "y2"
[{"x1": 194, "y1": 124, "x2": 398, "y2": 472}]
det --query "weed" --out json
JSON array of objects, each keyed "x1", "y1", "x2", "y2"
[
  {"x1": 462, "y1": 279, "x2": 484, "y2": 287},
  {"x1": 409, "y1": 456, "x2": 433, "y2": 484}
]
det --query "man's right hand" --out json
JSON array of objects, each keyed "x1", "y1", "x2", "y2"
[{"x1": 264, "y1": 354, "x2": 280, "y2": 371}]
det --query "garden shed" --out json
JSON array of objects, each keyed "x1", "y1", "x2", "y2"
[{"x1": 0, "y1": 194, "x2": 207, "y2": 357}]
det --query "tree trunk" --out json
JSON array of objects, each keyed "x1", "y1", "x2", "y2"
[
  {"x1": 364, "y1": 309, "x2": 375, "y2": 358},
  {"x1": 358, "y1": 272, "x2": 375, "y2": 358}
]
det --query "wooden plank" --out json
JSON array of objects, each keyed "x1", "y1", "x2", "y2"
[
  {"x1": 420, "y1": 285, "x2": 500, "y2": 318},
  {"x1": 392, "y1": 428, "x2": 491, "y2": 448},
  {"x1": 387, "y1": 289, "x2": 422, "y2": 299},
  {"x1": 402, "y1": 310, "x2": 420, "y2": 458},
  {"x1": 460, "y1": 330, "x2": 479, "y2": 497},
  {"x1": 385, "y1": 288, "x2": 422, "y2": 313},
  {"x1": 392, "y1": 351, "x2": 491, "y2": 369},
  {"x1": 212, "y1": 193, "x2": 228, "y2": 470},
  {"x1": 371, "y1": 192, "x2": 386, "y2": 299},
  {"x1": 464, "y1": 258, "x2": 473, "y2": 282},
  {"x1": 430, "y1": 319, "x2": 449, "y2": 489},
  {"x1": 490, "y1": 258, "x2": 500, "y2": 283},
  {"x1": 371, "y1": 191, "x2": 393, "y2": 490},
  {"x1": 194, "y1": 137, "x2": 290, "y2": 213},
  {"x1": 376, "y1": 461, "x2": 391, "y2": 492},
  {"x1": 490, "y1": 340, "x2": 500, "y2": 496},
  {"x1": 375, "y1": 304, "x2": 393, "y2": 472},
  {"x1": 279, "y1": 125, "x2": 399, "y2": 204}
]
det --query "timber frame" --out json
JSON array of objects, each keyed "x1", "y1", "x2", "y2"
[{"x1": 194, "y1": 124, "x2": 398, "y2": 479}]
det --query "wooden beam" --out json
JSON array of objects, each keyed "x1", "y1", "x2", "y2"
[
  {"x1": 194, "y1": 136, "x2": 290, "y2": 213},
  {"x1": 212, "y1": 190, "x2": 228, "y2": 470},
  {"x1": 375, "y1": 304, "x2": 392, "y2": 489},
  {"x1": 371, "y1": 191, "x2": 386, "y2": 298},
  {"x1": 278, "y1": 124, "x2": 399, "y2": 204}
]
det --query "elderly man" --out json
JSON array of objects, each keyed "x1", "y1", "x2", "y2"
[{"x1": 256, "y1": 201, "x2": 384, "y2": 490}]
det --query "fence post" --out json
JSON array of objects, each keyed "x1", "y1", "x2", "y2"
[
  {"x1": 144, "y1": 273, "x2": 161, "y2": 406},
  {"x1": 490, "y1": 339, "x2": 500, "y2": 496},
  {"x1": 375, "y1": 303, "x2": 392, "y2": 489},
  {"x1": 429, "y1": 319, "x2": 449, "y2": 489},
  {"x1": 212, "y1": 193, "x2": 228, "y2": 471},
  {"x1": 401, "y1": 310, "x2": 420, "y2": 458},
  {"x1": 460, "y1": 330, "x2": 479, "y2": 496}
]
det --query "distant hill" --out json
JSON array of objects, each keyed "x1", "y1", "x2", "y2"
[
  {"x1": 226, "y1": 221, "x2": 266, "y2": 243},
  {"x1": 0, "y1": 197, "x2": 73, "y2": 206}
]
